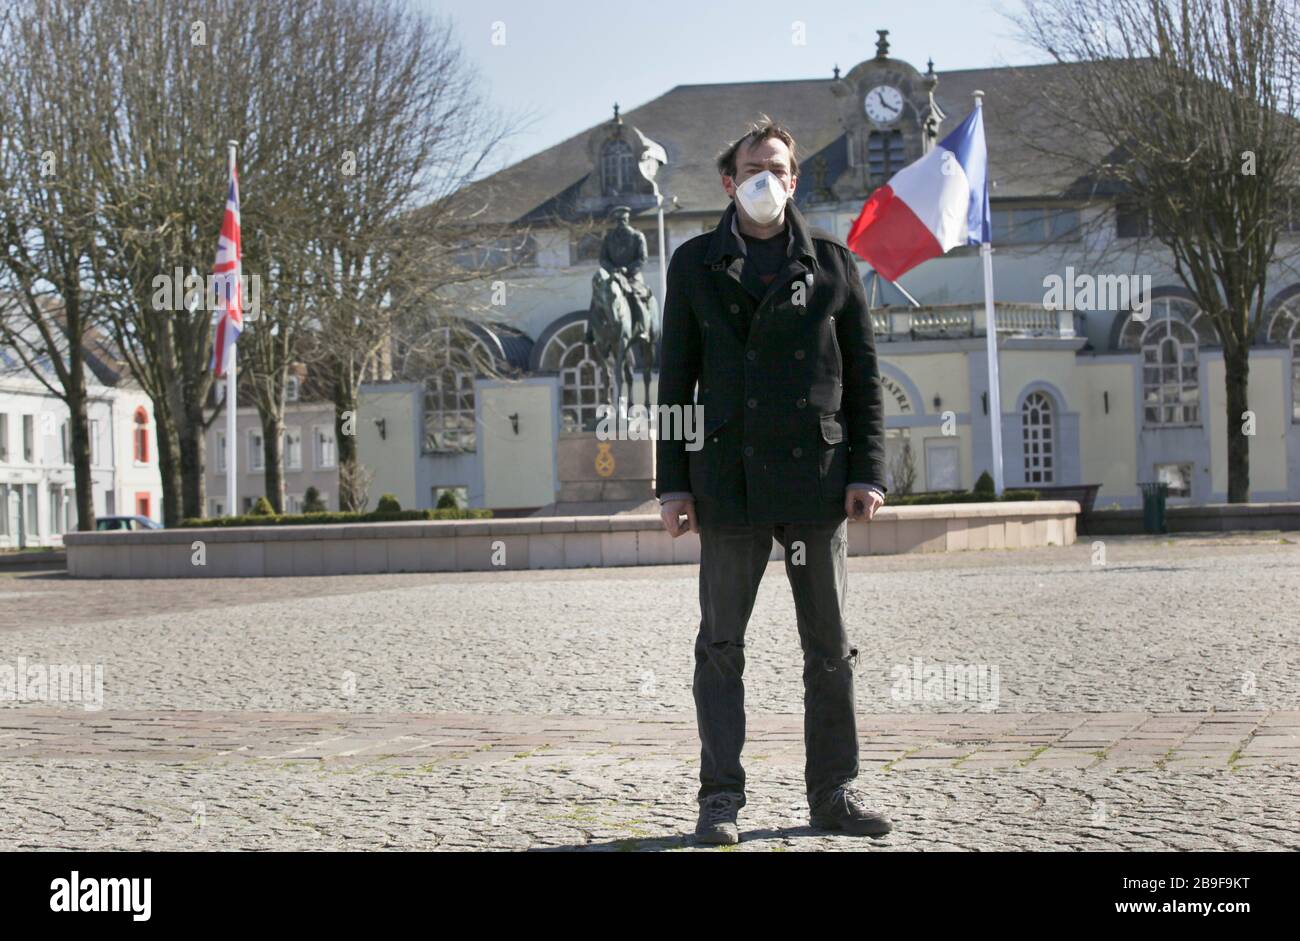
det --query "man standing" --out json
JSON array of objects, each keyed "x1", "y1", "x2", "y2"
[{"x1": 655, "y1": 118, "x2": 891, "y2": 845}]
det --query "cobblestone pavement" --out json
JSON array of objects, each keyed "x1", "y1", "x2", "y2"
[
  {"x1": 1, "y1": 534, "x2": 1297, "y2": 850},
  {"x1": 1, "y1": 710, "x2": 1297, "y2": 851}
]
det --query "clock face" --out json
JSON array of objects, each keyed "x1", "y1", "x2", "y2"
[{"x1": 865, "y1": 85, "x2": 904, "y2": 125}]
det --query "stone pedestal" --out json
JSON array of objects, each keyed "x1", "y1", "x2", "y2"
[{"x1": 538, "y1": 432, "x2": 656, "y2": 515}]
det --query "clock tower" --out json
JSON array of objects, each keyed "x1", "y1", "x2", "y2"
[{"x1": 828, "y1": 30, "x2": 944, "y2": 201}]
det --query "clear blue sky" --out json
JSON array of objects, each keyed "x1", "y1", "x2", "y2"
[{"x1": 420, "y1": 0, "x2": 1045, "y2": 175}]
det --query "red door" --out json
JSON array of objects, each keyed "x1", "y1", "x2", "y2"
[{"x1": 135, "y1": 493, "x2": 151, "y2": 520}]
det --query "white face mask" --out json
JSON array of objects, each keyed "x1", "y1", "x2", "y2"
[{"x1": 733, "y1": 169, "x2": 788, "y2": 225}]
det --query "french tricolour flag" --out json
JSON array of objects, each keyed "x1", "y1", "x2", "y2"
[
  {"x1": 846, "y1": 104, "x2": 990, "y2": 282},
  {"x1": 209, "y1": 165, "x2": 243, "y2": 377}
]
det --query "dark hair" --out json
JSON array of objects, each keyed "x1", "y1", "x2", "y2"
[{"x1": 715, "y1": 115, "x2": 800, "y2": 179}]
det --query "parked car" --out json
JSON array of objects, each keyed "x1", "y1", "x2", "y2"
[{"x1": 94, "y1": 515, "x2": 163, "y2": 532}]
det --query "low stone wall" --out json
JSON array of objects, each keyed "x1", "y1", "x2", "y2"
[
  {"x1": 1087, "y1": 501, "x2": 1300, "y2": 536},
  {"x1": 63, "y1": 499, "x2": 1076, "y2": 579},
  {"x1": 63, "y1": 500, "x2": 1080, "y2": 579}
]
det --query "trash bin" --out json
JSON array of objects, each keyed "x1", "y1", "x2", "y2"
[{"x1": 1138, "y1": 481, "x2": 1169, "y2": 534}]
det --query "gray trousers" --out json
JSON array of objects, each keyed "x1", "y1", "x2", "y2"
[{"x1": 693, "y1": 520, "x2": 859, "y2": 810}]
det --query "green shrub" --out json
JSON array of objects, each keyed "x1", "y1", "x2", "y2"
[
  {"x1": 435, "y1": 491, "x2": 460, "y2": 510},
  {"x1": 180, "y1": 507, "x2": 492, "y2": 528},
  {"x1": 973, "y1": 471, "x2": 996, "y2": 495},
  {"x1": 890, "y1": 488, "x2": 1039, "y2": 506},
  {"x1": 376, "y1": 493, "x2": 402, "y2": 513},
  {"x1": 250, "y1": 496, "x2": 276, "y2": 516},
  {"x1": 302, "y1": 486, "x2": 327, "y2": 514}
]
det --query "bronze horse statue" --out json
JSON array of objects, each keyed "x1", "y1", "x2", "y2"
[
  {"x1": 585, "y1": 207, "x2": 660, "y2": 413},
  {"x1": 586, "y1": 267, "x2": 658, "y2": 411}
]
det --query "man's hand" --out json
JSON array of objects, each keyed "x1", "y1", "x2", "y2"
[
  {"x1": 660, "y1": 498, "x2": 698, "y2": 537},
  {"x1": 845, "y1": 486, "x2": 884, "y2": 522}
]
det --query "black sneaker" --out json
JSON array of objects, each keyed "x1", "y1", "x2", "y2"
[
  {"x1": 695, "y1": 792, "x2": 743, "y2": 845},
  {"x1": 810, "y1": 785, "x2": 892, "y2": 836}
]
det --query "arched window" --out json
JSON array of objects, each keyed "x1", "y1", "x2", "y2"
[
  {"x1": 133, "y1": 407, "x2": 150, "y2": 463},
  {"x1": 1118, "y1": 297, "x2": 1210, "y2": 427},
  {"x1": 1140, "y1": 319, "x2": 1200, "y2": 426},
  {"x1": 539, "y1": 320, "x2": 610, "y2": 432},
  {"x1": 601, "y1": 139, "x2": 637, "y2": 196},
  {"x1": 422, "y1": 326, "x2": 489, "y2": 453},
  {"x1": 1021, "y1": 391, "x2": 1055, "y2": 484},
  {"x1": 1265, "y1": 293, "x2": 1300, "y2": 422}
]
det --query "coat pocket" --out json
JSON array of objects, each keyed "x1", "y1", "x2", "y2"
[{"x1": 818, "y1": 413, "x2": 849, "y2": 501}]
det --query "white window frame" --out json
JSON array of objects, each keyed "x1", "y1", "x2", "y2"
[
  {"x1": 22, "y1": 415, "x2": 35, "y2": 463},
  {"x1": 1021, "y1": 391, "x2": 1056, "y2": 485},
  {"x1": 285, "y1": 375, "x2": 300, "y2": 402},
  {"x1": 248, "y1": 428, "x2": 264, "y2": 472},
  {"x1": 283, "y1": 427, "x2": 303, "y2": 471},
  {"x1": 314, "y1": 425, "x2": 337, "y2": 469}
]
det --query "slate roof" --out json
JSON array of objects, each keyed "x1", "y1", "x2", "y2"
[{"x1": 448, "y1": 61, "x2": 1106, "y2": 226}]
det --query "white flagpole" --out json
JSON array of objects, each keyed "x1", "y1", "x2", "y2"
[
  {"x1": 225, "y1": 139, "x2": 239, "y2": 517},
  {"x1": 974, "y1": 91, "x2": 1004, "y2": 496}
]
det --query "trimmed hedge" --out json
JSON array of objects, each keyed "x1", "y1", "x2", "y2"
[
  {"x1": 180, "y1": 507, "x2": 492, "y2": 528},
  {"x1": 889, "y1": 488, "x2": 1040, "y2": 506}
]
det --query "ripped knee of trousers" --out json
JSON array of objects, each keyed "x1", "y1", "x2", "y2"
[{"x1": 815, "y1": 646, "x2": 858, "y2": 672}]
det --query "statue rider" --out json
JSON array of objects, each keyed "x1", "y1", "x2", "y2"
[{"x1": 591, "y1": 205, "x2": 654, "y2": 343}]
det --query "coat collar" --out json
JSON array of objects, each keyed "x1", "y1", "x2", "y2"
[{"x1": 703, "y1": 199, "x2": 819, "y2": 271}]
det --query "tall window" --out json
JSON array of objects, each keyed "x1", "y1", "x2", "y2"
[
  {"x1": 1021, "y1": 391, "x2": 1055, "y2": 484},
  {"x1": 1141, "y1": 321, "x2": 1201, "y2": 425},
  {"x1": 23, "y1": 415, "x2": 34, "y2": 462},
  {"x1": 601, "y1": 139, "x2": 637, "y2": 196},
  {"x1": 867, "y1": 131, "x2": 905, "y2": 184},
  {"x1": 1119, "y1": 297, "x2": 1215, "y2": 427},
  {"x1": 25, "y1": 484, "x2": 38, "y2": 536},
  {"x1": 248, "y1": 429, "x2": 264, "y2": 472},
  {"x1": 283, "y1": 428, "x2": 302, "y2": 471},
  {"x1": 133, "y1": 407, "x2": 150, "y2": 463},
  {"x1": 90, "y1": 419, "x2": 100, "y2": 466},
  {"x1": 539, "y1": 321, "x2": 611, "y2": 432},
  {"x1": 215, "y1": 430, "x2": 227, "y2": 474},
  {"x1": 1264, "y1": 294, "x2": 1300, "y2": 421},
  {"x1": 314, "y1": 426, "x2": 337, "y2": 469},
  {"x1": 423, "y1": 327, "x2": 485, "y2": 453},
  {"x1": 0, "y1": 414, "x2": 8, "y2": 462}
]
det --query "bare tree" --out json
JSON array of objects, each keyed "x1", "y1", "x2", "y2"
[
  {"x1": 1014, "y1": 0, "x2": 1300, "y2": 502},
  {"x1": 280, "y1": 0, "x2": 518, "y2": 510},
  {"x1": 0, "y1": 0, "x2": 113, "y2": 531}
]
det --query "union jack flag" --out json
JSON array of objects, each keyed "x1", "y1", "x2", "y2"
[{"x1": 209, "y1": 163, "x2": 242, "y2": 377}]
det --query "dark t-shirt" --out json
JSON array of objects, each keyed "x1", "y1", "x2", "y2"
[{"x1": 745, "y1": 228, "x2": 788, "y2": 287}]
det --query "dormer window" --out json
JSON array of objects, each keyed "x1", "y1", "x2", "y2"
[{"x1": 601, "y1": 139, "x2": 637, "y2": 195}]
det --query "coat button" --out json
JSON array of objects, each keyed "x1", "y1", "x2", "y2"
[
  {"x1": 794, "y1": 349, "x2": 805, "y2": 360},
  {"x1": 796, "y1": 397, "x2": 808, "y2": 408},
  {"x1": 747, "y1": 398, "x2": 757, "y2": 408},
  {"x1": 729, "y1": 303, "x2": 740, "y2": 313},
  {"x1": 746, "y1": 350, "x2": 756, "y2": 361},
  {"x1": 792, "y1": 447, "x2": 803, "y2": 458},
  {"x1": 711, "y1": 437, "x2": 718, "y2": 443},
  {"x1": 744, "y1": 446, "x2": 754, "y2": 457}
]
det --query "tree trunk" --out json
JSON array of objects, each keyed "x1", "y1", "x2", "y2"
[
  {"x1": 261, "y1": 412, "x2": 285, "y2": 513},
  {"x1": 64, "y1": 344, "x2": 97, "y2": 531},
  {"x1": 1223, "y1": 340, "x2": 1251, "y2": 504},
  {"x1": 178, "y1": 395, "x2": 207, "y2": 520},
  {"x1": 333, "y1": 366, "x2": 363, "y2": 512},
  {"x1": 155, "y1": 422, "x2": 184, "y2": 526}
]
